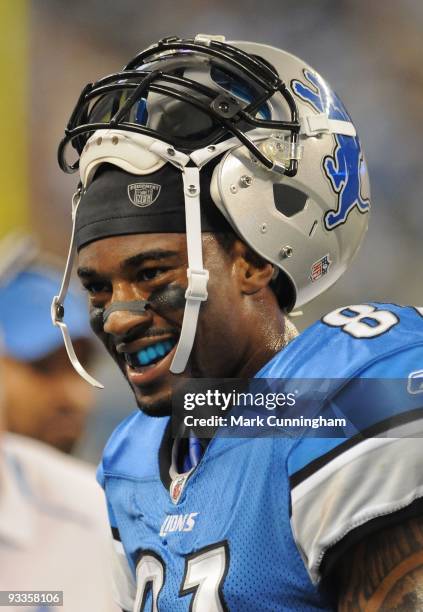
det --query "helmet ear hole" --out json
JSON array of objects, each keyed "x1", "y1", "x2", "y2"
[
  {"x1": 271, "y1": 270, "x2": 296, "y2": 313},
  {"x1": 273, "y1": 184, "x2": 308, "y2": 218}
]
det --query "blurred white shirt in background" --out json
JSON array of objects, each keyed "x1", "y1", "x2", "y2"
[{"x1": 0, "y1": 433, "x2": 119, "y2": 612}]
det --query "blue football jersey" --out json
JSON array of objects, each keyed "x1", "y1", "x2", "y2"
[{"x1": 98, "y1": 303, "x2": 423, "y2": 611}]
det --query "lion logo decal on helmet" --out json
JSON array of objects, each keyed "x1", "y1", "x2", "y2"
[
  {"x1": 128, "y1": 183, "x2": 161, "y2": 207},
  {"x1": 292, "y1": 70, "x2": 370, "y2": 230}
]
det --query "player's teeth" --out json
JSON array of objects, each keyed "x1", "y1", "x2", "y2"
[
  {"x1": 137, "y1": 349, "x2": 149, "y2": 365},
  {"x1": 129, "y1": 339, "x2": 176, "y2": 367},
  {"x1": 147, "y1": 346, "x2": 157, "y2": 360}
]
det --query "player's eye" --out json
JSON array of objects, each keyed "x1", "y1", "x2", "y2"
[
  {"x1": 82, "y1": 280, "x2": 112, "y2": 295},
  {"x1": 136, "y1": 268, "x2": 168, "y2": 282}
]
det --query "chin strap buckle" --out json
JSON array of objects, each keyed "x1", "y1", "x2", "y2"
[
  {"x1": 185, "y1": 268, "x2": 209, "y2": 301},
  {"x1": 51, "y1": 295, "x2": 64, "y2": 324},
  {"x1": 300, "y1": 113, "x2": 357, "y2": 137}
]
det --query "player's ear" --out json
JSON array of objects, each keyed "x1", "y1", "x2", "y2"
[{"x1": 231, "y1": 240, "x2": 274, "y2": 295}]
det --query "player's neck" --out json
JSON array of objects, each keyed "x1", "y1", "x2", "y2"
[{"x1": 236, "y1": 313, "x2": 298, "y2": 378}]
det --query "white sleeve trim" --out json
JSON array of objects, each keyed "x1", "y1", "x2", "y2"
[
  {"x1": 290, "y1": 427, "x2": 423, "y2": 584},
  {"x1": 109, "y1": 536, "x2": 136, "y2": 611}
]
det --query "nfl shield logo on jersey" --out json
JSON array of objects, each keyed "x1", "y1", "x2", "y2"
[
  {"x1": 127, "y1": 183, "x2": 161, "y2": 207},
  {"x1": 170, "y1": 475, "x2": 188, "y2": 504}
]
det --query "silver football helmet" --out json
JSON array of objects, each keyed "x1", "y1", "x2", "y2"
[{"x1": 53, "y1": 34, "x2": 370, "y2": 386}]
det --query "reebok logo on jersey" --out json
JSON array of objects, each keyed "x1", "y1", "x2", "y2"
[
  {"x1": 159, "y1": 512, "x2": 199, "y2": 537},
  {"x1": 407, "y1": 370, "x2": 423, "y2": 395}
]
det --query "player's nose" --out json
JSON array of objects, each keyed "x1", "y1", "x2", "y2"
[{"x1": 103, "y1": 302, "x2": 152, "y2": 339}]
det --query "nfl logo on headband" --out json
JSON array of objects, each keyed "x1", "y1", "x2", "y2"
[{"x1": 128, "y1": 183, "x2": 161, "y2": 208}]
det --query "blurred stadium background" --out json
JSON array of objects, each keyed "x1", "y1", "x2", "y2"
[{"x1": 1, "y1": 0, "x2": 422, "y2": 462}]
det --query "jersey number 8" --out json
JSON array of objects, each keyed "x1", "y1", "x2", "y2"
[{"x1": 322, "y1": 304, "x2": 399, "y2": 339}]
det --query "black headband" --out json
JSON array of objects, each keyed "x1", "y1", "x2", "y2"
[{"x1": 75, "y1": 160, "x2": 232, "y2": 251}]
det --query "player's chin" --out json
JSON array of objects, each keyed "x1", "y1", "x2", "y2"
[
  {"x1": 132, "y1": 382, "x2": 173, "y2": 417},
  {"x1": 116, "y1": 342, "x2": 193, "y2": 417},
  {"x1": 122, "y1": 347, "x2": 176, "y2": 416}
]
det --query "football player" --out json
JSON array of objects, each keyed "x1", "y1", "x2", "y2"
[{"x1": 52, "y1": 35, "x2": 423, "y2": 611}]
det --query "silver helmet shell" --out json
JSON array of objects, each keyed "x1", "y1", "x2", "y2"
[{"x1": 210, "y1": 40, "x2": 370, "y2": 308}]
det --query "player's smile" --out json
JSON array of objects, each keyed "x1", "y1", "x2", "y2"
[
  {"x1": 120, "y1": 336, "x2": 177, "y2": 367},
  {"x1": 123, "y1": 339, "x2": 176, "y2": 387},
  {"x1": 119, "y1": 335, "x2": 178, "y2": 386},
  {"x1": 102, "y1": 326, "x2": 181, "y2": 408}
]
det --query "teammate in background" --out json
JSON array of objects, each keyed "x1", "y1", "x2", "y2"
[
  {"x1": 53, "y1": 36, "x2": 423, "y2": 610},
  {"x1": 0, "y1": 235, "x2": 95, "y2": 454},
  {"x1": 0, "y1": 247, "x2": 119, "y2": 610},
  {"x1": 0, "y1": 390, "x2": 120, "y2": 611}
]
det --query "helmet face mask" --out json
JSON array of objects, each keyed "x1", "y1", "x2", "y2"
[
  {"x1": 53, "y1": 34, "x2": 370, "y2": 387},
  {"x1": 59, "y1": 37, "x2": 301, "y2": 175}
]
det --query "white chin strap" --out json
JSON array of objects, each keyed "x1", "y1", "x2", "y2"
[
  {"x1": 51, "y1": 190, "x2": 105, "y2": 388},
  {"x1": 170, "y1": 166, "x2": 208, "y2": 373}
]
